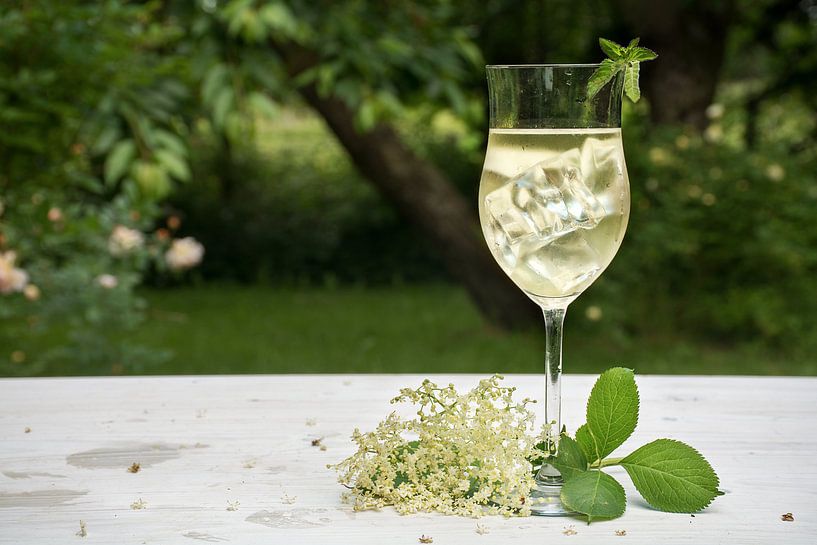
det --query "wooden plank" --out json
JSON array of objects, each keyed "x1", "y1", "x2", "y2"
[{"x1": 0, "y1": 374, "x2": 815, "y2": 544}]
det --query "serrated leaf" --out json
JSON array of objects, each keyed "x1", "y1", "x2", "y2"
[
  {"x1": 628, "y1": 47, "x2": 658, "y2": 62},
  {"x1": 155, "y1": 149, "x2": 190, "y2": 182},
  {"x1": 576, "y1": 367, "x2": 639, "y2": 463},
  {"x1": 624, "y1": 63, "x2": 641, "y2": 102},
  {"x1": 104, "y1": 139, "x2": 137, "y2": 186},
  {"x1": 599, "y1": 38, "x2": 624, "y2": 60},
  {"x1": 620, "y1": 439, "x2": 720, "y2": 513},
  {"x1": 560, "y1": 470, "x2": 626, "y2": 522},
  {"x1": 550, "y1": 434, "x2": 588, "y2": 481},
  {"x1": 575, "y1": 424, "x2": 595, "y2": 462},
  {"x1": 586, "y1": 58, "x2": 622, "y2": 100},
  {"x1": 627, "y1": 37, "x2": 640, "y2": 48}
]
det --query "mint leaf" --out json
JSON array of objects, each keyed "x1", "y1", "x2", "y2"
[
  {"x1": 586, "y1": 58, "x2": 622, "y2": 103},
  {"x1": 575, "y1": 367, "x2": 639, "y2": 464},
  {"x1": 587, "y1": 37, "x2": 657, "y2": 102},
  {"x1": 620, "y1": 439, "x2": 721, "y2": 513},
  {"x1": 560, "y1": 470, "x2": 626, "y2": 522},
  {"x1": 624, "y1": 63, "x2": 641, "y2": 102},
  {"x1": 599, "y1": 38, "x2": 623, "y2": 60},
  {"x1": 550, "y1": 434, "x2": 588, "y2": 481},
  {"x1": 627, "y1": 47, "x2": 658, "y2": 62}
]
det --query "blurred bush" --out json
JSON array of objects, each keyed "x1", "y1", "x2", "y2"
[
  {"x1": 0, "y1": 2, "x2": 201, "y2": 375},
  {"x1": 165, "y1": 102, "x2": 817, "y2": 354},
  {"x1": 608, "y1": 114, "x2": 817, "y2": 349},
  {"x1": 169, "y1": 110, "x2": 482, "y2": 285}
]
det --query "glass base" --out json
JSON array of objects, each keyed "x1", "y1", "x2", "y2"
[{"x1": 529, "y1": 475, "x2": 575, "y2": 516}]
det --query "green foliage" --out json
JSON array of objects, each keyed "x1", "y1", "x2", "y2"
[
  {"x1": 550, "y1": 434, "x2": 588, "y2": 481},
  {"x1": 3, "y1": 0, "x2": 817, "y2": 374},
  {"x1": 587, "y1": 37, "x2": 657, "y2": 101},
  {"x1": 609, "y1": 116, "x2": 817, "y2": 350},
  {"x1": 0, "y1": 1, "x2": 198, "y2": 374},
  {"x1": 575, "y1": 368, "x2": 639, "y2": 464},
  {"x1": 555, "y1": 368, "x2": 720, "y2": 522},
  {"x1": 560, "y1": 469, "x2": 626, "y2": 522},
  {"x1": 621, "y1": 439, "x2": 722, "y2": 513}
]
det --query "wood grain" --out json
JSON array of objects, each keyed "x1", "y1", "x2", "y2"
[{"x1": 1, "y1": 374, "x2": 815, "y2": 544}]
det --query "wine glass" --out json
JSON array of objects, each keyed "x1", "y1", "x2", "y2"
[{"x1": 478, "y1": 64, "x2": 629, "y2": 515}]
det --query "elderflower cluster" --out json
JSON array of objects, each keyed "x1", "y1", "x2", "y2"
[{"x1": 330, "y1": 375, "x2": 545, "y2": 517}]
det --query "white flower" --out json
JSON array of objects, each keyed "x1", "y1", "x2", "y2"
[
  {"x1": 329, "y1": 376, "x2": 540, "y2": 517},
  {"x1": 765, "y1": 164, "x2": 785, "y2": 182},
  {"x1": 704, "y1": 124, "x2": 723, "y2": 143},
  {"x1": 0, "y1": 251, "x2": 29, "y2": 294},
  {"x1": 705, "y1": 103, "x2": 724, "y2": 120},
  {"x1": 165, "y1": 237, "x2": 204, "y2": 271},
  {"x1": 96, "y1": 274, "x2": 118, "y2": 289},
  {"x1": 108, "y1": 225, "x2": 144, "y2": 256},
  {"x1": 23, "y1": 284, "x2": 40, "y2": 301},
  {"x1": 585, "y1": 305, "x2": 603, "y2": 321}
]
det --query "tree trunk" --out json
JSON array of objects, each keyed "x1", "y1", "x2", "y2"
[
  {"x1": 618, "y1": 0, "x2": 734, "y2": 130},
  {"x1": 274, "y1": 42, "x2": 539, "y2": 330}
]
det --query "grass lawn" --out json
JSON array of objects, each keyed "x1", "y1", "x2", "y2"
[{"x1": 27, "y1": 284, "x2": 808, "y2": 376}]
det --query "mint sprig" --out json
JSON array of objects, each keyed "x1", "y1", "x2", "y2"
[
  {"x1": 554, "y1": 367, "x2": 721, "y2": 522},
  {"x1": 587, "y1": 37, "x2": 657, "y2": 102}
]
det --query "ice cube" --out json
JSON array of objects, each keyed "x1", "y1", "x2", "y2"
[
  {"x1": 520, "y1": 231, "x2": 601, "y2": 294},
  {"x1": 580, "y1": 137, "x2": 623, "y2": 192},
  {"x1": 538, "y1": 149, "x2": 606, "y2": 228},
  {"x1": 484, "y1": 148, "x2": 606, "y2": 256}
]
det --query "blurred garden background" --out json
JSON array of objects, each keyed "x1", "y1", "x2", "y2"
[{"x1": 1, "y1": 0, "x2": 816, "y2": 377}]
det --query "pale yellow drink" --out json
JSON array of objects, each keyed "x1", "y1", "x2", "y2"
[{"x1": 478, "y1": 128, "x2": 630, "y2": 304}]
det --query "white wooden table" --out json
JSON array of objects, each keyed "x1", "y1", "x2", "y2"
[{"x1": 1, "y1": 374, "x2": 815, "y2": 544}]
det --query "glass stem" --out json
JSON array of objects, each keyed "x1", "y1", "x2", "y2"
[{"x1": 537, "y1": 306, "x2": 567, "y2": 484}]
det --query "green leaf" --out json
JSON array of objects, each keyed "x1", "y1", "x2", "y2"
[
  {"x1": 202, "y1": 64, "x2": 228, "y2": 106},
  {"x1": 259, "y1": 2, "x2": 299, "y2": 38},
  {"x1": 627, "y1": 47, "x2": 658, "y2": 62},
  {"x1": 212, "y1": 87, "x2": 234, "y2": 130},
  {"x1": 586, "y1": 58, "x2": 621, "y2": 100},
  {"x1": 91, "y1": 124, "x2": 122, "y2": 155},
  {"x1": 131, "y1": 160, "x2": 171, "y2": 200},
  {"x1": 248, "y1": 91, "x2": 279, "y2": 119},
  {"x1": 560, "y1": 470, "x2": 626, "y2": 522},
  {"x1": 591, "y1": 37, "x2": 657, "y2": 102},
  {"x1": 620, "y1": 439, "x2": 721, "y2": 513},
  {"x1": 550, "y1": 434, "x2": 588, "y2": 481},
  {"x1": 576, "y1": 367, "x2": 639, "y2": 464},
  {"x1": 599, "y1": 38, "x2": 624, "y2": 60},
  {"x1": 104, "y1": 139, "x2": 137, "y2": 186},
  {"x1": 624, "y1": 63, "x2": 641, "y2": 102},
  {"x1": 356, "y1": 99, "x2": 376, "y2": 132},
  {"x1": 155, "y1": 129, "x2": 188, "y2": 158},
  {"x1": 155, "y1": 149, "x2": 190, "y2": 182}
]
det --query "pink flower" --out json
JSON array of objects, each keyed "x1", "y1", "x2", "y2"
[
  {"x1": 0, "y1": 251, "x2": 29, "y2": 294},
  {"x1": 47, "y1": 207, "x2": 63, "y2": 222},
  {"x1": 165, "y1": 237, "x2": 204, "y2": 271}
]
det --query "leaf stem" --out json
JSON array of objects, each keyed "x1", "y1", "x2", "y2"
[{"x1": 591, "y1": 457, "x2": 623, "y2": 469}]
